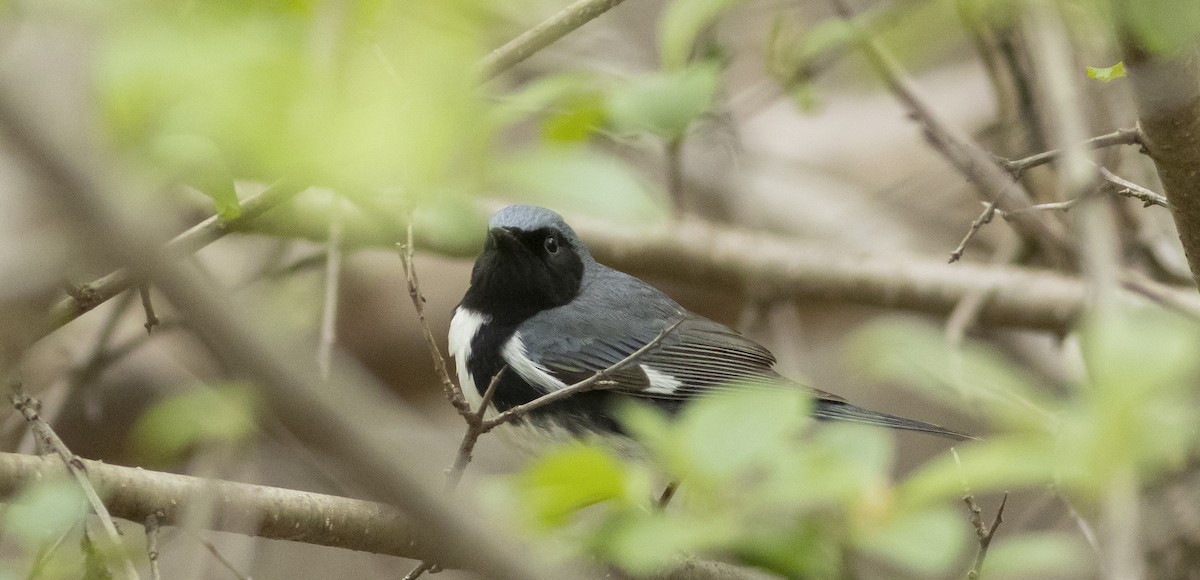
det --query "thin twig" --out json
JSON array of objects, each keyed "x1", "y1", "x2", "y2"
[
  {"x1": 183, "y1": 528, "x2": 252, "y2": 580},
  {"x1": 398, "y1": 221, "x2": 471, "y2": 416},
  {"x1": 146, "y1": 513, "x2": 163, "y2": 580},
  {"x1": 1098, "y1": 166, "x2": 1172, "y2": 209},
  {"x1": 446, "y1": 367, "x2": 506, "y2": 491},
  {"x1": 9, "y1": 381, "x2": 141, "y2": 580},
  {"x1": 949, "y1": 202, "x2": 999, "y2": 263},
  {"x1": 46, "y1": 179, "x2": 307, "y2": 337},
  {"x1": 482, "y1": 317, "x2": 685, "y2": 431},
  {"x1": 954, "y1": 449, "x2": 1008, "y2": 580},
  {"x1": 317, "y1": 208, "x2": 344, "y2": 380},
  {"x1": 946, "y1": 238, "x2": 1022, "y2": 345},
  {"x1": 479, "y1": 0, "x2": 627, "y2": 79},
  {"x1": 657, "y1": 482, "x2": 680, "y2": 509},
  {"x1": 138, "y1": 284, "x2": 159, "y2": 334},
  {"x1": 831, "y1": 0, "x2": 1070, "y2": 255},
  {"x1": 402, "y1": 562, "x2": 437, "y2": 580},
  {"x1": 1003, "y1": 128, "x2": 1144, "y2": 175}
]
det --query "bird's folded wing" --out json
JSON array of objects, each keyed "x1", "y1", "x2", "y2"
[{"x1": 530, "y1": 314, "x2": 847, "y2": 403}]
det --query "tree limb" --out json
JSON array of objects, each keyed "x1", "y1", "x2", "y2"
[{"x1": 479, "y1": 0, "x2": 627, "y2": 79}]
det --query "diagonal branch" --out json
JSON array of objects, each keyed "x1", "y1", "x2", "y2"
[
  {"x1": 9, "y1": 382, "x2": 141, "y2": 580},
  {"x1": 479, "y1": 0, "x2": 627, "y2": 79},
  {"x1": 482, "y1": 317, "x2": 685, "y2": 431},
  {"x1": 831, "y1": 0, "x2": 1072, "y2": 256},
  {"x1": 46, "y1": 179, "x2": 307, "y2": 338},
  {"x1": 1003, "y1": 128, "x2": 1144, "y2": 175}
]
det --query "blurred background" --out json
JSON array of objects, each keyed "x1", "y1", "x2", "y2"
[{"x1": 1, "y1": 0, "x2": 1197, "y2": 578}]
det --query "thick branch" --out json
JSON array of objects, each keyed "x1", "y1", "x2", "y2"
[
  {"x1": 0, "y1": 452, "x2": 430, "y2": 560},
  {"x1": 570, "y1": 219, "x2": 1200, "y2": 331},
  {"x1": 1121, "y1": 38, "x2": 1200, "y2": 286}
]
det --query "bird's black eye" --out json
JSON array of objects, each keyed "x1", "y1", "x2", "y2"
[{"x1": 544, "y1": 235, "x2": 559, "y2": 255}]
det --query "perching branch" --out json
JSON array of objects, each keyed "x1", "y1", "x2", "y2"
[
  {"x1": 479, "y1": 0, "x2": 627, "y2": 79},
  {"x1": 482, "y1": 317, "x2": 684, "y2": 430},
  {"x1": 399, "y1": 221, "x2": 471, "y2": 416}
]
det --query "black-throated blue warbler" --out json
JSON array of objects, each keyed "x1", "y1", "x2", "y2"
[{"x1": 450, "y1": 205, "x2": 968, "y2": 452}]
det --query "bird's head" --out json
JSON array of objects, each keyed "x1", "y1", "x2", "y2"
[{"x1": 460, "y1": 205, "x2": 591, "y2": 319}]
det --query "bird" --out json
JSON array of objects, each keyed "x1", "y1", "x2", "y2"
[{"x1": 449, "y1": 204, "x2": 970, "y2": 453}]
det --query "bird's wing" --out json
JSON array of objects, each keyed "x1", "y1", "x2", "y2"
[{"x1": 523, "y1": 312, "x2": 848, "y2": 404}]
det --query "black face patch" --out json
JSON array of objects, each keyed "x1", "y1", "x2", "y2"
[{"x1": 460, "y1": 226, "x2": 585, "y2": 323}]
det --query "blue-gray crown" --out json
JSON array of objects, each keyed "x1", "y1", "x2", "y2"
[{"x1": 489, "y1": 205, "x2": 587, "y2": 251}]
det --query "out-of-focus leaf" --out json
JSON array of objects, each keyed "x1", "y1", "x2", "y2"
[
  {"x1": 151, "y1": 134, "x2": 240, "y2": 219},
  {"x1": 659, "y1": 0, "x2": 741, "y2": 70},
  {"x1": 1079, "y1": 306, "x2": 1200, "y2": 399},
  {"x1": 81, "y1": 533, "x2": 114, "y2": 580},
  {"x1": 3, "y1": 480, "x2": 87, "y2": 545},
  {"x1": 541, "y1": 92, "x2": 607, "y2": 143},
  {"x1": 594, "y1": 511, "x2": 735, "y2": 575},
  {"x1": 849, "y1": 318, "x2": 1056, "y2": 432},
  {"x1": 673, "y1": 387, "x2": 807, "y2": 481},
  {"x1": 129, "y1": 383, "x2": 257, "y2": 466},
  {"x1": 1086, "y1": 61, "x2": 1126, "y2": 82},
  {"x1": 982, "y1": 533, "x2": 1090, "y2": 580},
  {"x1": 606, "y1": 63, "x2": 719, "y2": 140},
  {"x1": 859, "y1": 507, "x2": 967, "y2": 576},
  {"x1": 1122, "y1": 0, "x2": 1200, "y2": 56},
  {"x1": 901, "y1": 438, "x2": 1060, "y2": 506},
  {"x1": 516, "y1": 445, "x2": 635, "y2": 528},
  {"x1": 499, "y1": 148, "x2": 667, "y2": 224}
]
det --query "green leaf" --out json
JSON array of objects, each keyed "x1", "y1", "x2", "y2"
[
  {"x1": 606, "y1": 62, "x2": 719, "y2": 140},
  {"x1": 516, "y1": 445, "x2": 634, "y2": 528},
  {"x1": 498, "y1": 147, "x2": 667, "y2": 224},
  {"x1": 3, "y1": 480, "x2": 87, "y2": 545},
  {"x1": 659, "y1": 0, "x2": 741, "y2": 70},
  {"x1": 848, "y1": 318, "x2": 1056, "y2": 432},
  {"x1": 129, "y1": 383, "x2": 257, "y2": 466},
  {"x1": 594, "y1": 511, "x2": 736, "y2": 575},
  {"x1": 81, "y1": 533, "x2": 115, "y2": 580},
  {"x1": 541, "y1": 92, "x2": 607, "y2": 143},
  {"x1": 152, "y1": 134, "x2": 240, "y2": 219},
  {"x1": 1086, "y1": 61, "x2": 1126, "y2": 83},
  {"x1": 858, "y1": 507, "x2": 967, "y2": 576},
  {"x1": 901, "y1": 437, "x2": 1061, "y2": 506},
  {"x1": 673, "y1": 387, "x2": 808, "y2": 481},
  {"x1": 983, "y1": 533, "x2": 1089, "y2": 580}
]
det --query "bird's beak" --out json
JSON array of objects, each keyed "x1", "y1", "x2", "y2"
[{"x1": 487, "y1": 227, "x2": 520, "y2": 251}]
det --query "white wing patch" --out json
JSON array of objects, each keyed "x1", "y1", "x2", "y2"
[
  {"x1": 448, "y1": 307, "x2": 490, "y2": 411},
  {"x1": 640, "y1": 365, "x2": 683, "y2": 394},
  {"x1": 502, "y1": 332, "x2": 568, "y2": 394}
]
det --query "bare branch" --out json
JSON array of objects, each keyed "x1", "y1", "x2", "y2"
[
  {"x1": 183, "y1": 528, "x2": 252, "y2": 580},
  {"x1": 145, "y1": 513, "x2": 163, "y2": 580},
  {"x1": 138, "y1": 284, "x2": 159, "y2": 334},
  {"x1": 446, "y1": 367, "x2": 506, "y2": 491},
  {"x1": 965, "y1": 492, "x2": 1007, "y2": 579},
  {"x1": 831, "y1": 0, "x2": 1071, "y2": 255},
  {"x1": 46, "y1": 179, "x2": 307, "y2": 338},
  {"x1": 479, "y1": 0, "x2": 627, "y2": 79},
  {"x1": 9, "y1": 382, "x2": 141, "y2": 580},
  {"x1": 398, "y1": 221, "x2": 471, "y2": 416},
  {"x1": 318, "y1": 209, "x2": 344, "y2": 380},
  {"x1": 948, "y1": 202, "x2": 999, "y2": 263},
  {"x1": 1004, "y1": 128, "x2": 1144, "y2": 175},
  {"x1": 1098, "y1": 166, "x2": 1172, "y2": 209}
]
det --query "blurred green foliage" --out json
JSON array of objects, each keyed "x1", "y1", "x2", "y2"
[
  {"x1": 129, "y1": 382, "x2": 257, "y2": 466},
  {"x1": 493, "y1": 302, "x2": 1197, "y2": 577},
  {"x1": 1087, "y1": 61, "x2": 1126, "y2": 82}
]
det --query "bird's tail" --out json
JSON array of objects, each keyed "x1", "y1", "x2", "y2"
[{"x1": 813, "y1": 401, "x2": 975, "y2": 441}]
